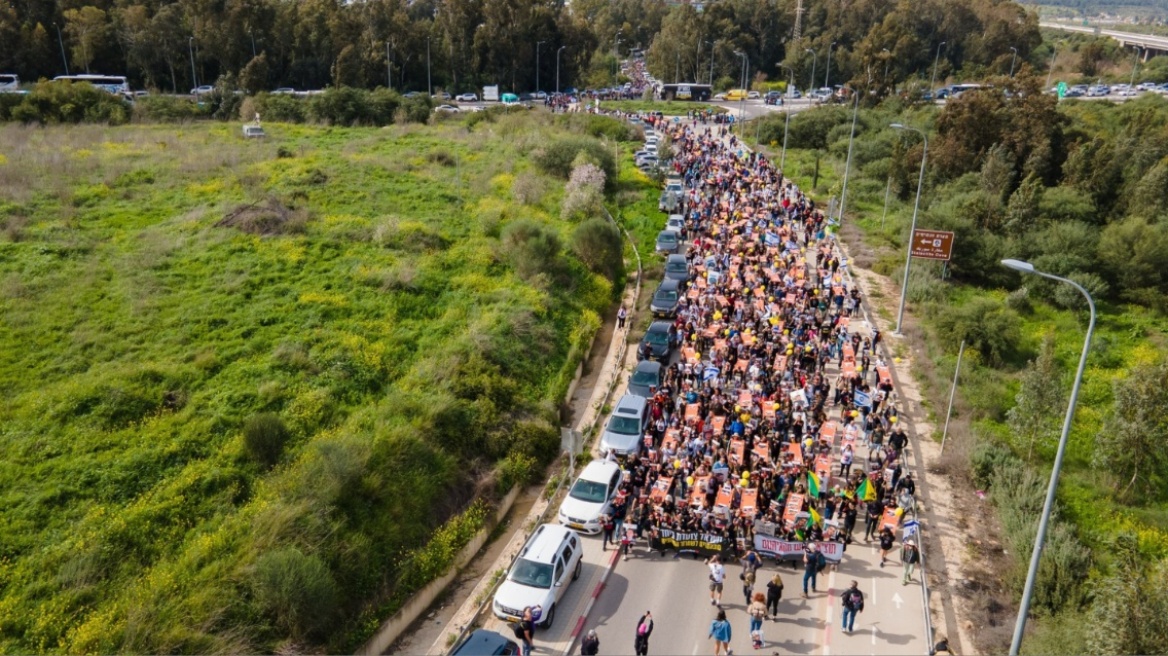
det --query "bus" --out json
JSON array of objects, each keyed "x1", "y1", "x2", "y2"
[
  {"x1": 52, "y1": 74, "x2": 131, "y2": 98},
  {"x1": 660, "y1": 83, "x2": 712, "y2": 101},
  {"x1": 0, "y1": 74, "x2": 19, "y2": 92}
]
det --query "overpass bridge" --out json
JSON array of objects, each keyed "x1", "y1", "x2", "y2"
[{"x1": 1041, "y1": 21, "x2": 1168, "y2": 59}]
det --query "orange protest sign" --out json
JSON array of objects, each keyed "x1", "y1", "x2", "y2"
[
  {"x1": 783, "y1": 493, "x2": 805, "y2": 527},
  {"x1": 877, "y1": 366, "x2": 892, "y2": 387},
  {"x1": 752, "y1": 440, "x2": 770, "y2": 463},
  {"x1": 815, "y1": 455, "x2": 833, "y2": 488},
  {"x1": 690, "y1": 476, "x2": 710, "y2": 508},
  {"x1": 712, "y1": 415, "x2": 726, "y2": 435},
  {"x1": 783, "y1": 442, "x2": 804, "y2": 467},
  {"x1": 784, "y1": 292, "x2": 797, "y2": 305},
  {"x1": 819, "y1": 421, "x2": 838, "y2": 442},
  {"x1": 735, "y1": 359, "x2": 749, "y2": 372},
  {"x1": 685, "y1": 403, "x2": 700, "y2": 423},
  {"x1": 650, "y1": 476, "x2": 673, "y2": 503},
  {"x1": 838, "y1": 316, "x2": 850, "y2": 329},
  {"x1": 729, "y1": 438, "x2": 745, "y2": 464},
  {"x1": 879, "y1": 506, "x2": 901, "y2": 532},
  {"x1": 688, "y1": 287, "x2": 701, "y2": 300},
  {"x1": 663, "y1": 429, "x2": 681, "y2": 452},
  {"x1": 737, "y1": 390, "x2": 752, "y2": 407},
  {"x1": 841, "y1": 361, "x2": 858, "y2": 378},
  {"x1": 715, "y1": 484, "x2": 734, "y2": 515},
  {"x1": 739, "y1": 488, "x2": 759, "y2": 518},
  {"x1": 842, "y1": 344, "x2": 855, "y2": 363},
  {"x1": 762, "y1": 401, "x2": 776, "y2": 419}
]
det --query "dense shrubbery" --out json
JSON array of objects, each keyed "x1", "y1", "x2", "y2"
[
  {"x1": 0, "y1": 80, "x2": 130, "y2": 124},
  {"x1": 533, "y1": 136, "x2": 618, "y2": 187}
]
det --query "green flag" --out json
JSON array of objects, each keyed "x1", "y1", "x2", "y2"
[{"x1": 807, "y1": 471, "x2": 821, "y2": 497}]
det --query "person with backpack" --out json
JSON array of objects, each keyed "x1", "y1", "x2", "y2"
[
  {"x1": 634, "y1": 610, "x2": 654, "y2": 655},
  {"x1": 901, "y1": 538, "x2": 921, "y2": 585},
  {"x1": 708, "y1": 608, "x2": 733, "y2": 656},
  {"x1": 513, "y1": 607, "x2": 535, "y2": 656},
  {"x1": 748, "y1": 591, "x2": 768, "y2": 648},
  {"x1": 765, "y1": 572, "x2": 784, "y2": 619},
  {"x1": 580, "y1": 629, "x2": 600, "y2": 656},
  {"x1": 879, "y1": 527, "x2": 895, "y2": 567},
  {"x1": 841, "y1": 580, "x2": 864, "y2": 633}
]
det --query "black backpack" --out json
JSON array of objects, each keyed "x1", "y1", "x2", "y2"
[{"x1": 512, "y1": 621, "x2": 527, "y2": 640}]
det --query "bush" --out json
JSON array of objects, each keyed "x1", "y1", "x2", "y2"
[
  {"x1": 512, "y1": 173, "x2": 549, "y2": 205},
  {"x1": 243, "y1": 413, "x2": 290, "y2": 467},
  {"x1": 252, "y1": 547, "x2": 339, "y2": 639},
  {"x1": 533, "y1": 136, "x2": 616, "y2": 186},
  {"x1": 561, "y1": 162, "x2": 607, "y2": 220},
  {"x1": 571, "y1": 218, "x2": 623, "y2": 280},
  {"x1": 252, "y1": 92, "x2": 307, "y2": 122},
  {"x1": 5, "y1": 80, "x2": 130, "y2": 125},
  {"x1": 934, "y1": 297, "x2": 1022, "y2": 367},
  {"x1": 133, "y1": 95, "x2": 207, "y2": 122},
  {"x1": 500, "y1": 218, "x2": 563, "y2": 281}
]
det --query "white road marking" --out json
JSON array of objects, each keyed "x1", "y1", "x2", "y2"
[
  {"x1": 872, "y1": 624, "x2": 877, "y2": 645},
  {"x1": 891, "y1": 592, "x2": 904, "y2": 609}
]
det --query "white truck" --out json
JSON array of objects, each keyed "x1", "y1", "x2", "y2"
[{"x1": 482, "y1": 85, "x2": 499, "y2": 102}]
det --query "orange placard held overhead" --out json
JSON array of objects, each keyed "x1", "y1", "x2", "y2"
[
  {"x1": 690, "y1": 476, "x2": 711, "y2": 508},
  {"x1": 879, "y1": 506, "x2": 902, "y2": 532},
  {"x1": 841, "y1": 361, "x2": 858, "y2": 379},
  {"x1": 737, "y1": 390, "x2": 752, "y2": 408},
  {"x1": 712, "y1": 416, "x2": 726, "y2": 435},
  {"x1": 762, "y1": 401, "x2": 777, "y2": 419},
  {"x1": 650, "y1": 476, "x2": 673, "y2": 504},
  {"x1": 841, "y1": 424, "x2": 858, "y2": 452},
  {"x1": 877, "y1": 366, "x2": 893, "y2": 387},
  {"x1": 838, "y1": 317, "x2": 850, "y2": 330},
  {"x1": 783, "y1": 493, "x2": 805, "y2": 528},
  {"x1": 752, "y1": 440, "x2": 770, "y2": 464},
  {"x1": 819, "y1": 420, "x2": 838, "y2": 442},
  {"x1": 783, "y1": 442, "x2": 804, "y2": 467},
  {"x1": 662, "y1": 429, "x2": 681, "y2": 453},
  {"x1": 715, "y1": 484, "x2": 734, "y2": 516},
  {"x1": 815, "y1": 455, "x2": 833, "y2": 489},
  {"x1": 739, "y1": 488, "x2": 759, "y2": 518},
  {"x1": 842, "y1": 344, "x2": 855, "y2": 364},
  {"x1": 685, "y1": 403, "x2": 700, "y2": 423},
  {"x1": 729, "y1": 438, "x2": 746, "y2": 464}
]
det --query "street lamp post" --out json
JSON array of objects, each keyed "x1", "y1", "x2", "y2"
[
  {"x1": 387, "y1": 41, "x2": 393, "y2": 90},
  {"x1": 188, "y1": 36, "x2": 197, "y2": 90},
  {"x1": 53, "y1": 23, "x2": 69, "y2": 75},
  {"x1": 824, "y1": 41, "x2": 836, "y2": 90},
  {"x1": 930, "y1": 41, "x2": 946, "y2": 92},
  {"x1": 1129, "y1": 46, "x2": 1142, "y2": 90},
  {"x1": 426, "y1": 37, "x2": 432, "y2": 97},
  {"x1": 1001, "y1": 258, "x2": 1096, "y2": 656},
  {"x1": 1045, "y1": 45, "x2": 1058, "y2": 89},
  {"x1": 779, "y1": 63, "x2": 795, "y2": 173},
  {"x1": 735, "y1": 50, "x2": 748, "y2": 133},
  {"x1": 882, "y1": 47, "x2": 891, "y2": 94},
  {"x1": 536, "y1": 41, "x2": 545, "y2": 94},
  {"x1": 707, "y1": 41, "x2": 716, "y2": 85},
  {"x1": 614, "y1": 31, "x2": 622, "y2": 86},
  {"x1": 804, "y1": 48, "x2": 817, "y2": 99},
  {"x1": 891, "y1": 122, "x2": 928, "y2": 335},
  {"x1": 1009, "y1": 46, "x2": 1018, "y2": 77},
  {"x1": 250, "y1": 30, "x2": 257, "y2": 59},
  {"x1": 837, "y1": 84, "x2": 862, "y2": 226},
  {"x1": 556, "y1": 45, "x2": 566, "y2": 94}
]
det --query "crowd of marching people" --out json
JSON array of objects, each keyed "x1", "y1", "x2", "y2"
[{"x1": 576, "y1": 108, "x2": 924, "y2": 650}]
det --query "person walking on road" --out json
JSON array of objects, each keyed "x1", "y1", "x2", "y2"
[
  {"x1": 765, "y1": 572, "x2": 784, "y2": 618},
  {"x1": 707, "y1": 555, "x2": 726, "y2": 606},
  {"x1": 841, "y1": 580, "x2": 864, "y2": 634},
  {"x1": 634, "y1": 610, "x2": 654, "y2": 655},
  {"x1": 709, "y1": 609, "x2": 733, "y2": 656},
  {"x1": 601, "y1": 513, "x2": 615, "y2": 551},
  {"x1": 879, "y1": 527, "x2": 895, "y2": 567},
  {"x1": 515, "y1": 607, "x2": 535, "y2": 656},
  {"x1": 802, "y1": 543, "x2": 824, "y2": 597},
  {"x1": 748, "y1": 591, "x2": 768, "y2": 648},
  {"x1": 618, "y1": 305, "x2": 627, "y2": 329},
  {"x1": 901, "y1": 539, "x2": 921, "y2": 584},
  {"x1": 581, "y1": 629, "x2": 600, "y2": 655}
]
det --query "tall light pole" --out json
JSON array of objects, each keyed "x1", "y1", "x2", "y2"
[
  {"x1": 707, "y1": 41, "x2": 716, "y2": 86},
  {"x1": 386, "y1": 41, "x2": 393, "y2": 90},
  {"x1": 426, "y1": 37, "x2": 432, "y2": 97},
  {"x1": 614, "y1": 30, "x2": 622, "y2": 86},
  {"x1": 53, "y1": 23, "x2": 69, "y2": 75},
  {"x1": 804, "y1": 48, "x2": 817, "y2": 98},
  {"x1": 1045, "y1": 45, "x2": 1058, "y2": 89},
  {"x1": 188, "y1": 36, "x2": 197, "y2": 90},
  {"x1": 930, "y1": 41, "x2": 946, "y2": 92},
  {"x1": 1002, "y1": 258, "x2": 1096, "y2": 656},
  {"x1": 556, "y1": 45, "x2": 566, "y2": 94},
  {"x1": 1009, "y1": 46, "x2": 1018, "y2": 77},
  {"x1": 735, "y1": 50, "x2": 748, "y2": 132},
  {"x1": 824, "y1": 41, "x2": 836, "y2": 90},
  {"x1": 779, "y1": 64, "x2": 795, "y2": 173},
  {"x1": 250, "y1": 30, "x2": 257, "y2": 59},
  {"x1": 891, "y1": 122, "x2": 928, "y2": 335},
  {"x1": 837, "y1": 82, "x2": 863, "y2": 226},
  {"x1": 1129, "y1": 46, "x2": 1142, "y2": 90},
  {"x1": 882, "y1": 47, "x2": 891, "y2": 94},
  {"x1": 536, "y1": 41, "x2": 545, "y2": 93}
]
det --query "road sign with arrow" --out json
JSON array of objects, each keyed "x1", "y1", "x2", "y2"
[{"x1": 910, "y1": 229, "x2": 955, "y2": 261}]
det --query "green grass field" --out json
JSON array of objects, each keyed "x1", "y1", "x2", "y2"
[{"x1": 0, "y1": 112, "x2": 638, "y2": 652}]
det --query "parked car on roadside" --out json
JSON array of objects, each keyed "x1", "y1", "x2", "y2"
[
  {"x1": 650, "y1": 278, "x2": 682, "y2": 316},
  {"x1": 456, "y1": 92, "x2": 478, "y2": 102},
  {"x1": 557, "y1": 459, "x2": 622, "y2": 535},
  {"x1": 451, "y1": 629, "x2": 521, "y2": 656},
  {"x1": 655, "y1": 230, "x2": 680, "y2": 255},
  {"x1": 600, "y1": 394, "x2": 650, "y2": 456},
  {"x1": 639, "y1": 320, "x2": 675, "y2": 361},
  {"x1": 492, "y1": 524, "x2": 583, "y2": 629},
  {"x1": 627, "y1": 360, "x2": 664, "y2": 398}
]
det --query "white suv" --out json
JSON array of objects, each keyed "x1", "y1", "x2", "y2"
[
  {"x1": 493, "y1": 524, "x2": 583, "y2": 628},
  {"x1": 558, "y1": 460, "x2": 623, "y2": 534}
]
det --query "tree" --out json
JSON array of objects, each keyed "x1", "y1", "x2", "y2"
[
  {"x1": 251, "y1": 547, "x2": 340, "y2": 639},
  {"x1": 1003, "y1": 173, "x2": 1042, "y2": 237},
  {"x1": 1097, "y1": 215, "x2": 1168, "y2": 307},
  {"x1": 1088, "y1": 534, "x2": 1168, "y2": 655},
  {"x1": 1007, "y1": 334, "x2": 1063, "y2": 462},
  {"x1": 1093, "y1": 358, "x2": 1168, "y2": 503},
  {"x1": 63, "y1": 6, "x2": 110, "y2": 75},
  {"x1": 572, "y1": 218, "x2": 623, "y2": 280},
  {"x1": 933, "y1": 297, "x2": 1021, "y2": 366}
]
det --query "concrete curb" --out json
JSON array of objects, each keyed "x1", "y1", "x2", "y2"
[{"x1": 562, "y1": 549, "x2": 622, "y2": 656}]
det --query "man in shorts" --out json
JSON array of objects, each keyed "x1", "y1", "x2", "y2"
[{"x1": 707, "y1": 554, "x2": 726, "y2": 606}]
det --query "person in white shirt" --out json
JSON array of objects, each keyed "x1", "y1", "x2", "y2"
[{"x1": 706, "y1": 555, "x2": 726, "y2": 606}]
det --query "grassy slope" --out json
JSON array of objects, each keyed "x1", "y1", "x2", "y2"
[{"x1": 0, "y1": 114, "x2": 622, "y2": 652}]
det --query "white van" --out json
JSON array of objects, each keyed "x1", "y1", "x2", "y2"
[
  {"x1": 492, "y1": 524, "x2": 583, "y2": 628},
  {"x1": 558, "y1": 460, "x2": 623, "y2": 534}
]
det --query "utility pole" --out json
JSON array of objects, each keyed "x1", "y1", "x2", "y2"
[
  {"x1": 536, "y1": 41, "x2": 545, "y2": 93},
  {"x1": 427, "y1": 37, "x2": 432, "y2": 97},
  {"x1": 188, "y1": 36, "x2": 197, "y2": 90},
  {"x1": 930, "y1": 41, "x2": 946, "y2": 92},
  {"x1": 387, "y1": 41, "x2": 393, "y2": 90},
  {"x1": 53, "y1": 23, "x2": 69, "y2": 75},
  {"x1": 805, "y1": 48, "x2": 817, "y2": 98},
  {"x1": 556, "y1": 45, "x2": 566, "y2": 95},
  {"x1": 824, "y1": 41, "x2": 836, "y2": 90},
  {"x1": 708, "y1": 41, "x2": 716, "y2": 86},
  {"x1": 1009, "y1": 46, "x2": 1018, "y2": 77},
  {"x1": 793, "y1": 0, "x2": 805, "y2": 40},
  {"x1": 250, "y1": 31, "x2": 257, "y2": 59}
]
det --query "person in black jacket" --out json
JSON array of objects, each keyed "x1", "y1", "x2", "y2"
[
  {"x1": 765, "y1": 572, "x2": 784, "y2": 619},
  {"x1": 580, "y1": 629, "x2": 600, "y2": 655},
  {"x1": 634, "y1": 610, "x2": 654, "y2": 655}
]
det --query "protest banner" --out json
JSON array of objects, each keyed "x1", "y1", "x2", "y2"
[
  {"x1": 651, "y1": 527, "x2": 727, "y2": 557},
  {"x1": 753, "y1": 534, "x2": 845, "y2": 563}
]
